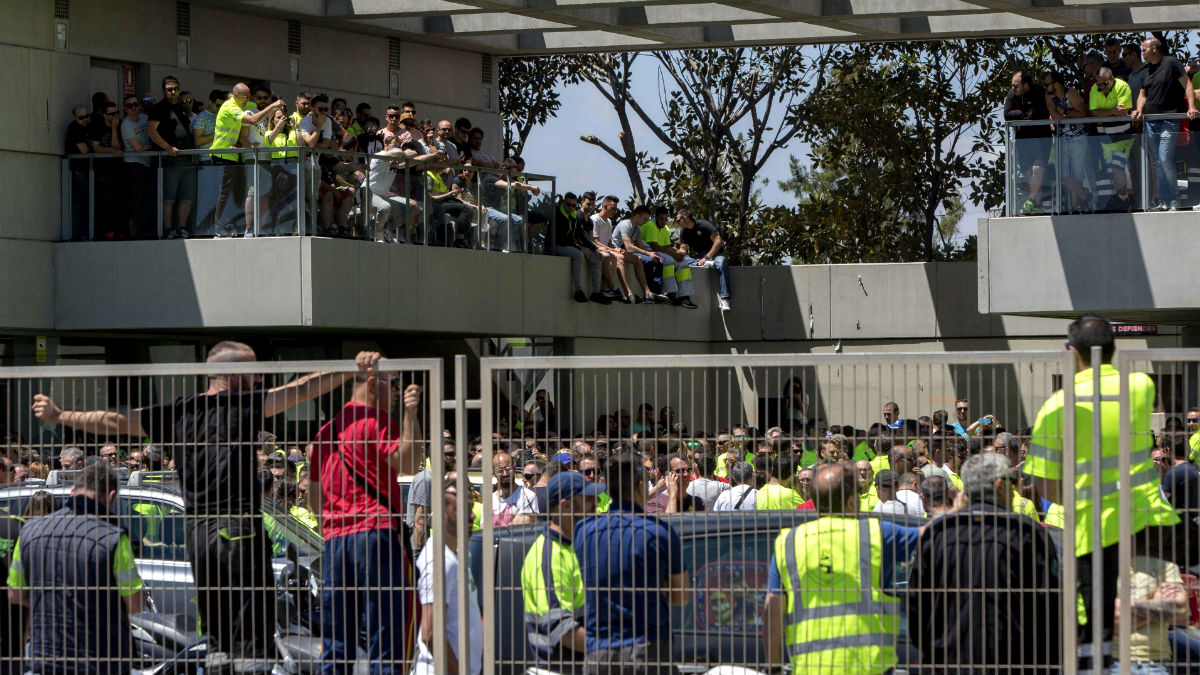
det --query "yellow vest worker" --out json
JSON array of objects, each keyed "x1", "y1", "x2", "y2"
[
  {"x1": 1024, "y1": 319, "x2": 1179, "y2": 672},
  {"x1": 1026, "y1": 363, "x2": 1178, "y2": 557},
  {"x1": 766, "y1": 516, "x2": 918, "y2": 674},
  {"x1": 521, "y1": 529, "x2": 585, "y2": 665},
  {"x1": 869, "y1": 455, "x2": 890, "y2": 476},
  {"x1": 757, "y1": 483, "x2": 802, "y2": 510},
  {"x1": 212, "y1": 97, "x2": 254, "y2": 163}
]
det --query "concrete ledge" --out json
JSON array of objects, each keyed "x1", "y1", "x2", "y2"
[{"x1": 981, "y1": 212, "x2": 1200, "y2": 322}]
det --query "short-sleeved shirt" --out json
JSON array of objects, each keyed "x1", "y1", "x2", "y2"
[
  {"x1": 1089, "y1": 78, "x2": 1134, "y2": 134},
  {"x1": 139, "y1": 390, "x2": 267, "y2": 516},
  {"x1": 640, "y1": 219, "x2": 671, "y2": 248},
  {"x1": 406, "y1": 468, "x2": 433, "y2": 529},
  {"x1": 574, "y1": 501, "x2": 684, "y2": 651},
  {"x1": 1140, "y1": 56, "x2": 1188, "y2": 114},
  {"x1": 309, "y1": 401, "x2": 405, "y2": 539},
  {"x1": 148, "y1": 100, "x2": 194, "y2": 151},
  {"x1": 87, "y1": 119, "x2": 119, "y2": 163},
  {"x1": 415, "y1": 545, "x2": 483, "y2": 675},
  {"x1": 680, "y1": 219, "x2": 719, "y2": 256},
  {"x1": 611, "y1": 219, "x2": 647, "y2": 251},
  {"x1": 65, "y1": 121, "x2": 90, "y2": 171},
  {"x1": 299, "y1": 115, "x2": 333, "y2": 144},
  {"x1": 212, "y1": 98, "x2": 253, "y2": 161},
  {"x1": 120, "y1": 114, "x2": 151, "y2": 167},
  {"x1": 1124, "y1": 556, "x2": 1183, "y2": 661},
  {"x1": 767, "y1": 519, "x2": 920, "y2": 593},
  {"x1": 591, "y1": 214, "x2": 614, "y2": 246},
  {"x1": 191, "y1": 110, "x2": 216, "y2": 151},
  {"x1": 8, "y1": 533, "x2": 143, "y2": 598},
  {"x1": 1163, "y1": 461, "x2": 1200, "y2": 512}
]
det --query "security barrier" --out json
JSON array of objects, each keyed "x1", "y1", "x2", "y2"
[{"x1": 2, "y1": 349, "x2": 1195, "y2": 675}]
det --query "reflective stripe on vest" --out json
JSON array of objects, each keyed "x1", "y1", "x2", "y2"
[{"x1": 776, "y1": 517, "x2": 898, "y2": 675}]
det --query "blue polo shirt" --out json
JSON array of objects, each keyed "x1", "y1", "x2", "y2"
[{"x1": 573, "y1": 501, "x2": 684, "y2": 651}]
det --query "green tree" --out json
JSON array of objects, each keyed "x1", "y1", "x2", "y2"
[{"x1": 498, "y1": 56, "x2": 571, "y2": 158}]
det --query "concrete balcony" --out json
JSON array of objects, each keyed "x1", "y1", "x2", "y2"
[{"x1": 979, "y1": 211, "x2": 1200, "y2": 323}]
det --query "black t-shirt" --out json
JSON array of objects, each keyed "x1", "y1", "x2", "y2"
[
  {"x1": 680, "y1": 219, "x2": 720, "y2": 256},
  {"x1": 65, "y1": 122, "x2": 90, "y2": 171},
  {"x1": 148, "y1": 100, "x2": 194, "y2": 150},
  {"x1": 1140, "y1": 56, "x2": 1187, "y2": 114},
  {"x1": 1163, "y1": 461, "x2": 1200, "y2": 512},
  {"x1": 139, "y1": 390, "x2": 267, "y2": 516}
]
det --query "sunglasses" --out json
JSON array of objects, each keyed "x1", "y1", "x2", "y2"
[
  {"x1": 164, "y1": 86, "x2": 179, "y2": 93},
  {"x1": 956, "y1": 407, "x2": 969, "y2": 412},
  {"x1": 316, "y1": 107, "x2": 329, "y2": 113},
  {"x1": 75, "y1": 115, "x2": 88, "y2": 121},
  {"x1": 582, "y1": 468, "x2": 597, "y2": 477},
  {"x1": 438, "y1": 127, "x2": 452, "y2": 132},
  {"x1": 671, "y1": 467, "x2": 690, "y2": 475},
  {"x1": 125, "y1": 103, "x2": 139, "y2": 108},
  {"x1": 523, "y1": 472, "x2": 542, "y2": 482}
]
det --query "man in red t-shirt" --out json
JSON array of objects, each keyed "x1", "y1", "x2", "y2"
[{"x1": 308, "y1": 371, "x2": 423, "y2": 674}]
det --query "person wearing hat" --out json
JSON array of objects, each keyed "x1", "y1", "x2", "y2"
[{"x1": 521, "y1": 471, "x2": 604, "y2": 673}]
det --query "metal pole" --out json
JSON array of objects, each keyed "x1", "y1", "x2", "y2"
[
  {"x1": 1090, "y1": 345, "x2": 1104, "y2": 672},
  {"x1": 480, "y1": 357, "x2": 496, "y2": 675},
  {"x1": 1056, "y1": 349, "x2": 1077, "y2": 674},
  {"x1": 1115, "y1": 352, "x2": 1132, "y2": 675},
  {"x1": 156, "y1": 156, "x2": 164, "y2": 239},
  {"x1": 454, "y1": 355, "x2": 472, "y2": 675},
  {"x1": 88, "y1": 157, "x2": 95, "y2": 241},
  {"x1": 252, "y1": 149, "x2": 260, "y2": 237},
  {"x1": 297, "y1": 148, "x2": 306, "y2": 237},
  {"x1": 1140, "y1": 125, "x2": 1150, "y2": 211},
  {"x1": 431, "y1": 353, "x2": 448, "y2": 675},
  {"x1": 1053, "y1": 134, "x2": 1062, "y2": 214}
]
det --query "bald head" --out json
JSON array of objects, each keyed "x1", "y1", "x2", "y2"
[
  {"x1": 232, "y1": 83, "x2": 250, "y2": 96},
  {"x1": 812, "y1": 462, "x2": 858, "y2": 515},
  {"x1": 206, "y1": 341, "x2": 256, "y2": 364}
]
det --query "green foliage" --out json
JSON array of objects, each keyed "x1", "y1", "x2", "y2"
[{"x1": 498, "y1": 56, "x2": 572, "y2": 158}]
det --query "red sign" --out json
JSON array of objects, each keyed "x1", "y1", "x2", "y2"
[{"x1": 124, "y1": 66, "x2": 136, "y2": 94}]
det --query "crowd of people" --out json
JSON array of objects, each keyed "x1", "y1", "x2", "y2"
[
  {"x1": 1004, "y1": 37, "x2": 1200, "y2": 214},
  {"x1": 3, "y1": 317, "x2": 1200, "y2": 674},
  {"x1": 65, "y1": 78, "x2": 541, "y2": 249}
]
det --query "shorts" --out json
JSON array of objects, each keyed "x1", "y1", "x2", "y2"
[
  {"x1": 162, "y1": 159, "x2": 197, "y2": 204},
  {"x1": 244, "y1": 161, "x2": 274, "y2": 198},
  {"x1": 319, "y1": 184, "x2": 355, "y2": 207}
]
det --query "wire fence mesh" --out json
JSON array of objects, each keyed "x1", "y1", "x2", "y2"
[{"x1": 2, "y1": 349, "x2": 1197, "y2": 675}]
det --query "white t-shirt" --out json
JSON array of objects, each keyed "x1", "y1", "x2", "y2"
[
  {"x1": 511, "y1": 486, "x2": 540, "y2": 514},
  {"x1": 711, "y1": 485, "x2": 756, "y2": 511},
  {"x1": 368, "y1": 156, "x2": 397, "y2": 196},
  {"x1": 591, "y1": 213, "x2": 614, "y2": 246},
  {"x1": 120, "y1": 114, "x2": 151, "y2": 167},
  {"x1": 687, "y1": 477, "x2": 730, "y2": 509},
  {"x1": 415, "y1": 545, "x2": 483, "y2": 675},
  {"x1": 874, "y1": 489, "x2": 926, "y2": 518},
  {"x1": 299, "y1": 114, "x2": 333, "y2": 143}
]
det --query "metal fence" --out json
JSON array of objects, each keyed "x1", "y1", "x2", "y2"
[
  {"x1": 4, "y1": 350, "x2": 1200, "y2": 675},
  {"x1": 62, "y1": 146, "x2": 556, "y2": 254},
  {"x1": 1005, "y1": 112, "x2": 1197, "y2": 216}
]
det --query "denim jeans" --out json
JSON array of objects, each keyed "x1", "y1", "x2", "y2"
[
  {"x1": 1107, "y1": 661, "x2": 1171, "y2": 675},
  {"x1": 320, "y1": 529, "x2": 416, "y2": 674},
  {"x1": 1145, "y1": 119, "x2": 1179, "y2": 204},
  {"x1": 684, "y1": 255, "x2": 730, "y2": 299}
]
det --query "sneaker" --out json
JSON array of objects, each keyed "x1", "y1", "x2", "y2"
[
  {"x1": 678, "y1": 298, "x2": 698, "y2": 309},
  {"x1": 1019, "y1": 199, "x2": 1040, "y2": 216},
  {"x1": 589, "y1": 292, "x2": 612, "y2": 305},
  {"x1": 573, "y1": 290, "x2": 589, "y2": 303},
  {"x1": 1152, "y1": 202, "x2": 1169, "y2": 212},
  {"x1": 643, "y1": 294, "x2": 660, "y2": 304},
  {"x1": 652, "y1": 293, "x2": 670, "y2": 303},
  {"x1": 178, "y1": 229, "x2": 190, "y2": 239},
  {"x1": 1192, "y1": 203, "x2": 1200, "y2": 211},
  {"x1": 622, "y1": 294, "x2": 635, "y2": 305},
  {"x1": 601, "y1": 289, "x2": 623, "y2": 300},
  {"x1": 718, "y1": 298, "x2": 731, "y2": 312},
  {"x1": 243, "y1": 231, "x2": 255, "y2": 238},
  {"x1": 690, "y1": 259, "x2": 715, "y2": 268},
  {"x1": 1169, "y1": 200, "x2": 1180, "y2": 211}
]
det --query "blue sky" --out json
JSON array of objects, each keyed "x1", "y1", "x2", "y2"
[{"x1": 522, "y1": 56, "x2": 989, "y2": 244}]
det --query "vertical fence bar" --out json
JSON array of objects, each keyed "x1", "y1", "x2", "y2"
[
  {"x1": 1090, "y1": 345, "x2": 1104, "y2": 671},
  {"x1": 156, "y1": 157, "x2": 164, "y2": 239},
  {"x1": 480, "y1": 357, "x2": 497, "y2": 675},
  {"x1": 1053, "y1": 133, "x2": 1062, "y2": 215},
  {"x1": 88, "y1": 156, "x2": 95, "y2": 240},
  {"x1": 296, "y1": 147, "x2": 306, "y2": 237},
  {"x1": 1116, "y1": 353, "x2": 1132, "y2": 675},
  {"x1": 454, "y1": 355, "x2": 472, "y2": 675},
  {"x1": 1006, "y1": 125, "x2": 1016, "y2": 216},
  {"x1": 1140, "y1": 125, "x2": 1150, "y2": 212},
  {"x1": 252, "y1": 149, "x2": 260, "y2": 237}
]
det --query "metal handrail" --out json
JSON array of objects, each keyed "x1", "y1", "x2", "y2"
[
  {"x1": 484, "y1": 350, "x2": 1069, "y2": 371},
  {"x1": 62, "y1": 145, "x2": 557, "y2": 182},
  {"x1": 1004, "y1": 112, "x2": 1190, "y2": 127}
]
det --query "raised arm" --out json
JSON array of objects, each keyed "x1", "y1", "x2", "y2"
[
  {"x1": 390, "y1": 384, "x2": 424, "y2": 475},
  {"x1": 32, "y1": 394, "x2": 146, "y2": 437},
  {"x1": 262, "y1": 351, "x2": 382, "y2": 418}
]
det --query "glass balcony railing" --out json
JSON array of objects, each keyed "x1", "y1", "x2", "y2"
[
  {"x1": 60, "y1": 146, "x2": 557, "y2": 253},
  {"x1": 1004, "y1": 112, "x2": 1197, "y2": 216}
]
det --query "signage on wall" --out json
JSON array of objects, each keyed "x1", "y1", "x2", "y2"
[
  {"x1": 1112, "y1": 323, "x2": 1158, "y2": 337},
  {"x1": 124, "y1": 66, "x2": 136, "y2": 94}
]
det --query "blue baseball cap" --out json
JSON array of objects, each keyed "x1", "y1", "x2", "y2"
[
  {"x1": 552, "y1": 452, "x2": 575, "y2": 464},
  {"x1": 545, "y1": 471, "x2": 605, "y2": 508}
]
